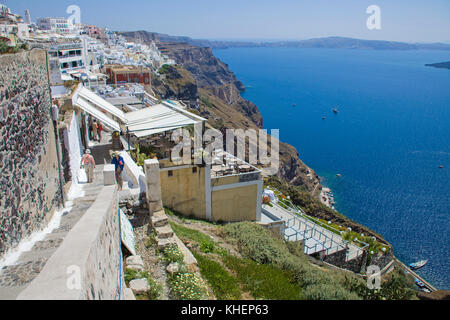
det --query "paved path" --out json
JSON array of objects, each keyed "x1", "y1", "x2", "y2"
[
  {"x1": 262, "y1": 203, "x2": 363, "y2": 260},
  {"x1": 0, "y1": 140, "x2": 113, "y2": 300}
]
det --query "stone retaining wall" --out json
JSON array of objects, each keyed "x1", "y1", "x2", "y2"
[
  {"x1": 17, "y1": 186, "x2": 125, "y2": 300},
  {"x1": 0, "y1": 49, "x2": 61, "y2": 256}
]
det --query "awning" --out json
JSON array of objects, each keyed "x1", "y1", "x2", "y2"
[
  {"x1": 73, "y1": 96, "x2": 121, "y2": 131},
  {"x1": 124, "y1": 104, "x2": 199, "y2": 138},
  {"x1": 76, "y1": 85, "x2": 127, "y2": 122}
]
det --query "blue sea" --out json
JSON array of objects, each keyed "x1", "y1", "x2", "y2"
[{"x1": 214, "y1": 47, "x2": 450, "y2": 290}]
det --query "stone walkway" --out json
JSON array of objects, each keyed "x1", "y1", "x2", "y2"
[{"x1": 0, "y1": 140, "x2": 113, "y2": 300}]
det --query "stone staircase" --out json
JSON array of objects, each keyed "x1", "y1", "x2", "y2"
[
  {"x1": 0, "y1": 164, "x2": 106, "y2": 300},
  {"x1": 0, "y1": 141, "x2": 115, "y2": 300},
  {"x1": 151, "y1": 210, "x2": 176, "y2": 251}
]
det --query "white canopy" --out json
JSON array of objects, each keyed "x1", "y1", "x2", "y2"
[
  {"x1": 72, "y1": 84, "x2": 206, "y2": 138},
  {"x1": 76, "y1": 85, "x2": 127, "y2": 122},
  {"x1": 73, "y1": 95, "x2": 121, "y2": 131},
  {"x1": 125, "y1": 104, "x2": 199, "y2": 138}
]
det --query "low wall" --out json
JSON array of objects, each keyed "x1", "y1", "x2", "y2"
[
  {"x1": 17, "y1": 186, "x2": 125, "y2": 300},
  {"x1": 120, "y1": 151, "x2": 146, "y2": 193}
]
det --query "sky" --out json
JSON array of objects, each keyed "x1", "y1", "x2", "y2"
[{"x1": 3, "y1": 0, "x2": 450, "y2": 43}]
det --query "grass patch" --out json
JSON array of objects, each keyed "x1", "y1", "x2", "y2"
[
  {"x1": 193, "y1": 253, "x2": 242, "y2": 300},
  {"x1": 165, "y1": 207, "x2": 218, "y2": 226},
  {"x1": 124, "y1": 268, "x2": 162, "y2": 300},
  {"x1": 222, "y1": 255, "x2": 302, "y2": 300},
  {"x1": 169, "y1": 221, "x2": 226, "y2": 255}
]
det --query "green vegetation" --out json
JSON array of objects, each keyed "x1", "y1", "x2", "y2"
[
  {"x1": 130, "y1": 144, "x2": 161, "y2": 167},
  {"x1": 158, "y1": 64, "x2": 172, "y2": 75},
  {"x1": 343, "y1": 265, "x2": 417, "y2": 300},
  {"x1": 168, "y1": 271, "x2": 208, "y2": 300},
  {"x1": 169, "y1": 220, "x2": 226, "y2": 255},
  {"x1": 167, "y1": 215, "x2": 415, "y2": 300},
  {"x1": 0, "y1": 41, "x2": 28, "y2": 55},
  {"x1": 193, "y1": 253, "x2": 242, "y2": 300},
  {"x1": 222, "y1": 222, "x2": 415, "y2": 300},
  {"x1": 200, "y1": 95, "x2": 214, "y2": 109},
  {"x1": 223, "y1": 255, "x2": 302, "y2": 300},
  {"x1": 124, "y1": 268, "x2": 162, "y2": 300},
  {"x1": 162, "y1": 244, "x2": 184, "y2": 264},
  {"x1": 165, "y1": 207, "x2": 218, "y2": 226}
]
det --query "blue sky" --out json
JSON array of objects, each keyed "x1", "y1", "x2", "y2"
[{"x1": 4, "y1": 0, "x2": 450, "y2": 43}]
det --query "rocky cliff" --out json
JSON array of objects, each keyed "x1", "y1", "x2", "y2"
[{"x1": 122, "y1": 31, "x2": 321, "y2": 194}]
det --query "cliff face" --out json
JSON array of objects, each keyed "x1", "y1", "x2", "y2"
[{"x1": 122, "y1": 31, "x2": 321, "y2": 194}]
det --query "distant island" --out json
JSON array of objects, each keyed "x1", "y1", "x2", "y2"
[
  {"x1": 120, "y1": 32, "x2": 450, "y2": 51},
  {"x1": 425, "y1": 61, "x2": 450, "y2": 69}
]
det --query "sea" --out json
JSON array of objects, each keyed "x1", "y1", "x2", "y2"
[{"x1": 213, "y1": 47, "x2": 450, "y2": 290}]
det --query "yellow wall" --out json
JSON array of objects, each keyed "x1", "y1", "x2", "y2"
[
  {"x1": 160, "y1": 166, "x2": 206, "y2": 219},
  {"x1": 211, "y1": 175, "x2": 239, "y2": 187},
  {"x1": 211, "y1": 184, "x2": 258, "y2": 222}
]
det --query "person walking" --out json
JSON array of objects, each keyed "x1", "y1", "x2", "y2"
[
  {"x1": 111, "y1": 151, "x2": 124, "y2": 190},
  {"x1": 92, "y1": 120, "x2": 98, "y2": 142},
  {"x1": 97, "y1": 122, "x2": 103, "y2": 142},
  {"x1": 80, "y1": 149, "x2": 96, "y2": 183}
]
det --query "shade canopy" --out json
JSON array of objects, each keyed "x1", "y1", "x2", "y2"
[
  {"x1": 73, "y1": 95, "x2": 121, "y2": 131},
  {"x1": 125, "y1": 104, "x2": 199, "y2": 138},
  {"x1": 72, "y1": 84, "x2": 205, "y2": 138}
]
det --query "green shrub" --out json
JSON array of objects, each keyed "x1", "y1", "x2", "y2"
[
  {"x1": 222, "y1": 255, "x2": 302, "y2": 300},
  {"x1": 162, "y1": 244, "x2": 184, "y2": 264},
  {"x1": 200, "y1": 240, "x2": 215, "y2": 253},
  {"x1": 168, "y1": 272, "x2": 208, "y2": 300},
  {"x1": 303, "y1": 284, "x2": 360, "y2": 300},
  {"x1": 194, "y1": 253, "x2": 241, "y2": 300},
  {"x1": 124, "y1": 267, "x2": 138, "y2": 285},
  {"x1": 222, "y1": 222, "x2": 362, "y2": 300},
  {"x1": 124, "y1": 268, "x2": 162, "y2": 300}
]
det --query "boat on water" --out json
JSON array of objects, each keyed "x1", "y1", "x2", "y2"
[
  {"x1": 292, "y1": 103, "x2": 296, "y2": 107},
  {"x1": 332, "y1": 107, "x2": 339, "y2": 114},
  {"x1": 415, "y1": 278, "x2": 425, "y2": 288},
  {"x1": 409, "y1": 260, "x2": 428, "y2": 270}
]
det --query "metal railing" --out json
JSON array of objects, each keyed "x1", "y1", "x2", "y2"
[
  {"x1": 267, "y1": 186, "x2": 369, "y2": 255},
  {"x1": 282, "y1": 208, "x2": 347, "y2": 256}
]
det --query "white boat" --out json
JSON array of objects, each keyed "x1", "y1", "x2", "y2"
[{"x1": 409, "y1": 260, "x2": 428, "y2": 270}]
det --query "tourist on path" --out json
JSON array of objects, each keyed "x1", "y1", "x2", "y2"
[
  {"x1": 97, "y1": 122, "x2": 103, "y2": 142},
  {"x1": 111, "y1": 151, "x2": 124, "y2": 191},
  {"x1": 80, "y1": 149, "x2": 96, "y2": 183},
  {"x1": 92, "y1": 120, "x2": 98, "y2": 142}
]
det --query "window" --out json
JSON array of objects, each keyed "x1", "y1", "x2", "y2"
[
  {"x1": 168, "y1": 170, "x2": 173, "y2": 177},
  {"x1": 192, "y1": 167, "x2": 197, "y2": 174}
]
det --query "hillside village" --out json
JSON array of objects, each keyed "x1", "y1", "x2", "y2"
[{"x1": 0, "y1": 3, "x2": 444, "y2": 301}]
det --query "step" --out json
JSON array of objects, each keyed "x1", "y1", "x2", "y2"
[
  {"x1": 156, "y1": 236, "x2": 176, "y2": 251},
  {"x1": 151, "y1": 210, "x2": 168, "y2": 228},
  {"x1": 155, "y1": 225, "x2": 173, "y2": 239}
]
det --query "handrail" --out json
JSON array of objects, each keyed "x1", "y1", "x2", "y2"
[{"x1": 266, "y1": 186, "x2": 370, "y2": 253}]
